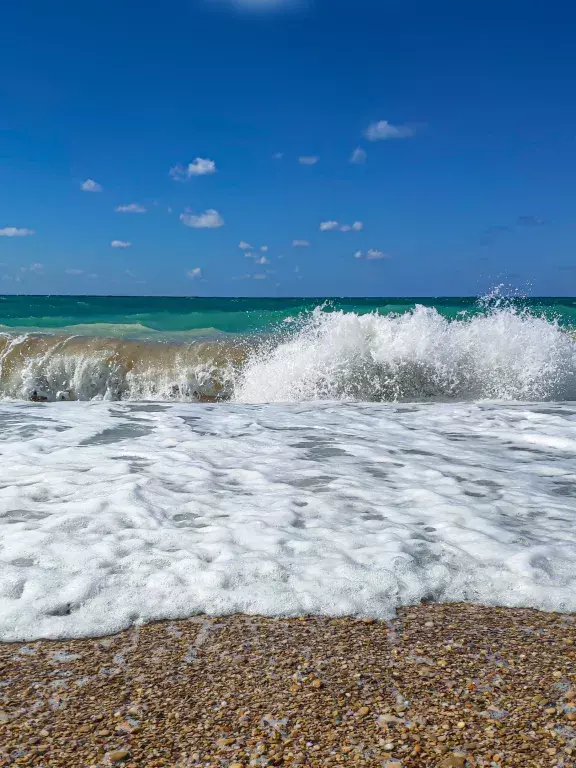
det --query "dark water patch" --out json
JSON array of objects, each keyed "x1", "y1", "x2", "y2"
[{"x1": 80, "y1": 424, "x2": 152, "y2": 446}]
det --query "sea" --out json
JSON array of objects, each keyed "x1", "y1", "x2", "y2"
[{"x1": 1, "y1": 294, "x2": 576, "y2": 640}]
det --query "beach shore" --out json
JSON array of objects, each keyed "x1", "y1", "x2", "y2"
[{"x1": 1, "y1": 603, "x2": 574, "y2": 767}]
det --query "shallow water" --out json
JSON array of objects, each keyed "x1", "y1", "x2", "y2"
[{"x1": 0, "y1": 399, "x2": 575, "y2": 641}]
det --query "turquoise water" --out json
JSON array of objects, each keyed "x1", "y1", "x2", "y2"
[{"x1": 0, "y1": 295, "x2": 575, "y2": 337}]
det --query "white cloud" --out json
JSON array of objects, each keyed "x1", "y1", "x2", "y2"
[
  {"x1": 88, "y1": 273, "x2": 98, "y2": 279},
  {"x1": 188, "y1": 157, "x2": 216, "y2": 176},
  {"x1": 180, "y1": 209, "x2": 224, "y2": 229},
  {"x1": 320, "y1": 220, "x2": 363, "y2": 232},
  {"x1": 272, "y1": 152, "x2": 284, "y2": 160},
  {"x1": 238, "y1": 241, "x2": 252, "y2": 250},
  {"x1": 366, "y1": 249, "x2": 390, "y2": 260},
  {"x1": 260, "y1": 245, "x2": 269, "y2": 252},
  {"x1": 0, "y1": 227, "x2": 35, "y2": 237},
  {"x1": 292, "y1": 239, "x2": 310, "y2": 247},
  {"x1": 187, "y1": 267, "x2": 202, "y2": 279},
  {"x1": 111, "y1": 240, "x2": 132, "y2": 248},
  {"x1": 20, "y1": 263, "x2": 43, "y2": 273},
  {"x1": 244, "y1": 252, "x2": 255, "y2": 259},
  {"x1": 124, "y1": 269, "x2": 137, "y2": 279},
  {"x1": 170, "y1": 158, "x2": 216, "y2": 181},
  {"x1": 253, "y1": 273, "x2": 267, "y2": 280},
  {"x1": 65, "y1": 268, "x2": 84, "y2": 275},
  {"x1": 298, "y1": 156, "x2": 319, "y2": 165},
  {"x1": 354, "y1": 250, "x2": 363, "y2": 259},
  {"x1": 115, "y1": 203, "x2": 146, "y2": 213},
  {"x1": 255, "y1": 256, "x2": 269, "y2": 264},
  {"x1": 81, "y1": 179, "x2": 103, "y2": 192},
  {"x1": 365, "y1": 120, "x2": 415, "y2": 141},
  {"x1": 350, "y1": 147, "x2": 367, "y2": 164}
]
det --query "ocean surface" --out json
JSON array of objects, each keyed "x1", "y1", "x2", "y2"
[{"x1": 1, "y1": 295, "x2": 576, "y2": 640}]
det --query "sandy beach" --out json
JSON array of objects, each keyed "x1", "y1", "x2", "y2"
[{"x1": 1, "y1": 603, "x2": 575, "y2": 767}]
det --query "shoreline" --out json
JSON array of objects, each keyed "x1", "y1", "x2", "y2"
[{"x1": 1, "y1": 603, "x2": 575, "y2": 767}]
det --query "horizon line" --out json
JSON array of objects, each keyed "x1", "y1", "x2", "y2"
[{"x1": 1, "y1": 294, "x2": 574, "y2": 300}]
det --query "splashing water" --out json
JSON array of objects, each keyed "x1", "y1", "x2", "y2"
[
  {"x1": 0, "y1": 335, "x2": 244, "y2": 402},
  {"x1": 235, "y1": 304, "x2": 576, "y2": 402}
]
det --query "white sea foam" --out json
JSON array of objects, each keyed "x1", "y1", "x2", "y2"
[
  {"x1": 236, "y1": 305, "x2": 576, "y2": 402},
  {"x1": 0, "y1": 399, "x2": 575, "y2": 641}
]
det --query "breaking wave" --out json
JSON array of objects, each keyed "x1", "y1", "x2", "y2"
[
  {"x1": 0, "y1": 335, "x2": 247, "y2": 402},
  {"x1": 0, "y1": 303, "x2": 575, "y2": 403},
  {"x1": 236, "y1": 305, "x2": 576, "y2": 402}
]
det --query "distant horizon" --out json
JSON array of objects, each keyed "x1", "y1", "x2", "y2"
[
  {"x1": 3, "y1": 293, "x2": 576, "y2": 300},
  {"x1": 1, "y1": 293, "x2": 576, "y2": 300}
]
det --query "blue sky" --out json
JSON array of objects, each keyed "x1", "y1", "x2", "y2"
[{"x1": 0, "y1": 0, "x2": 575, "y2": 297}]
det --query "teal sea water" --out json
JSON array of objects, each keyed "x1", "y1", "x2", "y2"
[
  {"x1": 0, "y1": 295, "x2": 575, "y2": 337},
  {"x1": 0, "y1": 294, "x2": 575, "y2": 402}
]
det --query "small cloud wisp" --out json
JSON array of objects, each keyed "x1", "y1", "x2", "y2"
[
  {"x1": 170, "y1": 158, "x2": 217, "y2": 181},
  {"x1": 81, "y1": 179, "x2": 103, "y2": 192},
  {"x1": 364, "y1": 120, "x2": 415, "y2": 141},
  {"x1": 180, "y1": 209, "x2": 224, "y2": 229},
  {"x1": 0, "y1": 227, "x2": 35, "y2": 237}
]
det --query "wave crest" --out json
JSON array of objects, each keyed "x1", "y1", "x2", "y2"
[{"x1": 234, "y1": 305, "x2": 576, "y2": 402}]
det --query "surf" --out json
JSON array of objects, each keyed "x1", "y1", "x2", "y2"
[{"x1": 0, "y1": 301, "x2": 574, "y2": 403}]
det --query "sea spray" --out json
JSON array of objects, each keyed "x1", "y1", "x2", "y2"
[{"x1": 235, "y1": 304, "x2": 576, "y2": 402}]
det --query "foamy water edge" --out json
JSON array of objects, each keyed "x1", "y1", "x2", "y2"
[{"x1": 0, "y1": 399, "x2": 575, "y2": 641}]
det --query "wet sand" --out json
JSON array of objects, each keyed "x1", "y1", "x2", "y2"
[{"x1": 1, "y1": 603, "x2": 575, "y2": 767}]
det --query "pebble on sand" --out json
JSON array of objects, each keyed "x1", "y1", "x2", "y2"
[{"x1": 0, "y1": 604, "x2": 574, "y2": 768}]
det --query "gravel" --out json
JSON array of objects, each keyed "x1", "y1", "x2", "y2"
[{"x1": 1, "y1": 603, "x2": 575, "y2": 767}]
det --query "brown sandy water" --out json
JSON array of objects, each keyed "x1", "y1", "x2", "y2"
[{"x1": 0, "y1": 333, "x2": 254, "y2": 402}]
